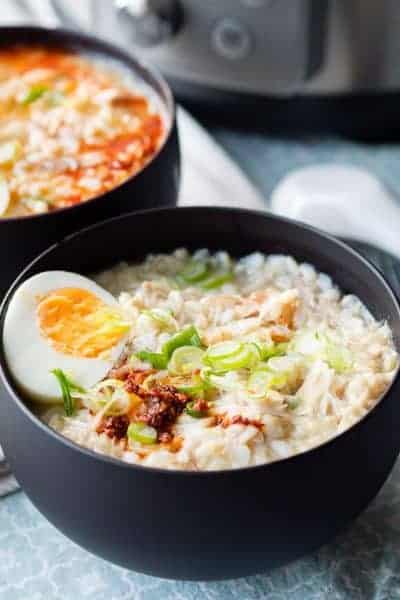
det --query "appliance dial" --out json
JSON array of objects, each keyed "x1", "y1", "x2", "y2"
[
  {"x1": 211, "y1": 18, "x2": 252, "y2": 61},
  {"x1": 115, "y1": 0, "x2": 182, "y2": 47}
]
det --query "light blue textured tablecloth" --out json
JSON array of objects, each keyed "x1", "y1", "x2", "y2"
[{"x1": 2, "y1": 126, "x2": 400, "y2": 600}]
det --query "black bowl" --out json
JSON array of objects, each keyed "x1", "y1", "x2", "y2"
[
  {"x1": 0, "y1": 207, "x2": 399, "y2": 581},
  {"x1": 0, "y1": 26, "x2": 179, "y2": 298}
]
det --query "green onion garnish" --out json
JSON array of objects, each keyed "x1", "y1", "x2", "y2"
[
  {"x1": 51, "y1": 369, "x2": 83, "y2": 416},
  {"x1": 136, "y1": 350, "x2": 169, "y2": 370},
  {"x1": 173, "y1": 373, "x2": 213, "y2": 398},
  {"x1": 185, "y1": 400, "x2": 209, "y2": 419},
  {"x1": 257, "y1": 341, "x2": 289, "y2": 361},
  {"x1": 180, "y1": 260, "x2": 210, "y2": 283},
  {"x1": 20, "y1": 85, "x2": 49, "y2": 105},
  {"x1": 168, "y1": 346, "x2": 205, "y2": 375},
  {"x1": 177, "y1": 381, "x2": 207, "y2": 397},
  {"x1": 176, "y1": 260, "x2": 234, "y2": 290},
  {"x1": 247, "y1": 369, "x2": 287, "y2": 397},
  {"x1": 127, "y1": 422, "x2": 158, "y2": 445},
  {"x1": 162, "y1": 325, "x2": 202, "y2": 357},
  {"x1": 324, "y1": 341, "x2": 353, "y2": 374},
  {"x1": 291, "y1": 329, "x2": 353, "y2": 373},
  {"x1": 203, "y1": 341, "x2": 260, "y2": 372},
  {"x1": 205, "y1": 341, "x2": 242, "y2": 361},
  {"x1": 136, "y1": 325, "x2": 202, "y2": 370},
  {"x1": 201, "y1": 368, "x2": 239, "y2": 392},
  {"x1": 199, "y1": 270, "x2": 233, "y2": 290}
]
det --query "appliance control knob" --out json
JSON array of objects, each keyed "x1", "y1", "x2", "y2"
[
  {"x1": 115, "y1": 0, "x2": 182, "y2": 47},
  {"x1": 211, "y1": 18, "x2": 252, "y2": 61}
]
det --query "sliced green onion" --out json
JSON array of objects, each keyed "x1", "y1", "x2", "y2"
[
  {"x1": 143, "y1": 308, "x2": 177, "y2": 332},
  {"x1": 162, "y1": 325, "x2": 202, "y2": 358},
  {"x1": 324, "y1": 342, "x2": 353, "y2": 373},
  {"x1": 185, "y1": 400, "x2": 209, "y2": 419},
  {"x1": 20, "y1": 85, "x2": 48, "y2": 105},
  {"x1": 202, "y1": 369, "x2": 241, "y2": 392},
  {"x1": 66, "y1": 377, "x2": 85, "y2": 394},
  {"x1": 247, "y1": 342, "x2": 263, "y2": 364},
  {"x1": 257, "y1": 341, "x2": 289, "y2": 361},
  {"x1": 136, "y1": 350, "x2": 168, "y2": 370},
  {"x1": 199, "y1": 367, "x2": 216, "y2": 387},
  {"x1": 92, "y1": 379, "x2": 131, "y2": 416},
  {"x1": 51, "y1": 369, "x2": 83, "y2": 416},
  {"x1": 135, "y1": 326, "x2": 201, "y2": 370},
  {"x1": 200, "y1": 270, "x2": 233, "y2": 290},
  {"x1": 203, "y1": 342, "x2": 260, "y2": 372},
  {"x1": 128, "y1": 422, "x2": 157, "y2": 445},
  {"x1": 216, "y1": 344, "x2": 258, "y2": 371},
  {"x1": 179, "y1": 260, "x2": 210, "y2": 283},
  {"x1": 267, "y1": 356, "x2": 295, "y2": 373},
  {"x1": 247, "y1": 369, "x2": 287, "y2": 397},
  {"x1": 173, "y1": 373, "x2": 212, "y2": 398},
  {"x1": 176, "y1": 256, "x2": 234, "y2": 290},
  {"x1": 291, "y1": 329, "x2": 353, "y2": 373},
  {"x1": 75, "y1": 379, "x2": 122, "y2": 414},
  {"x1": 177, "y1": 381, "x2": 207, "y2": 397},
  {"x1": 205, "y1": 341, "x2": 242, "y2": 361},
  {"x1": 168, "y1": 346, "x2": 205, "y2": 375},
  {"x1": 317, "y1": 331, "x2": 353, "y2": 373}
]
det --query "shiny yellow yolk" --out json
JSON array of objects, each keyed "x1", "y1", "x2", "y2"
[{"x1": 37, "y1": 287, "x2": 130, "y2": 358}]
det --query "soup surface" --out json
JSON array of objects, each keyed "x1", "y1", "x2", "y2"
[
  {"x1": 30, "y1": 249, "x2": 398, "y2": 471},
  {"x1": 0, "y1": 46, "x2": 164, "y2": 218}
]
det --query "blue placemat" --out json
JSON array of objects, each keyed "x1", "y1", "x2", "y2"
[
  {"x1": 2, "y1": 127, "x2": 400, "y2": 600},
  {"x1": 2, "y1": 460, "x2": 400, "y2": 600}
]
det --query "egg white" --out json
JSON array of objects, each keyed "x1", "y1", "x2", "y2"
[{"x1": 3, "y1": 271, "x2": 129, "y2": 404}]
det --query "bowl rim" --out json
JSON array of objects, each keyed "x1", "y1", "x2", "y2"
[
  {"x1": 1, "y1": 205, "x2": 400, "y2": 477},
  {"x1": 0, "y1": 24, "x2": 176, "y2": 224}
]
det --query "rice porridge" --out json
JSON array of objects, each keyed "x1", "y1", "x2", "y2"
[{"x1": 40, "y1": 248, "x2": 398, "y2": 471}]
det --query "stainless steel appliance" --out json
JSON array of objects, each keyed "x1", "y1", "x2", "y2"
[{"x1": 31, "y1": 0, "x2": 400, "y2": 135}]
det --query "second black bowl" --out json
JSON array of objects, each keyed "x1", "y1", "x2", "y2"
[
  {"x1": 0, "y1": 207, "x2": 399, "y2": 580},
  {"x1": 0, "y1": 26, "x2": 179, "y2": 298}
]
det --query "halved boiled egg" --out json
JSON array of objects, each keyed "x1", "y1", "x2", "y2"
[{"x1": 3, "y1": 271, "x2": 131, "y2": 403}]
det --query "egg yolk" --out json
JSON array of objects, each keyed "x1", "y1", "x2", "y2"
[{"x1": 37, "y1": 287, "x2": 130, "y2": 358}]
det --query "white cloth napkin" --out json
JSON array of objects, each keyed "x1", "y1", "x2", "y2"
[
  {"x1": 177, "y1": 108, "x2": 265, "y2": 210},
  {"x1": 0, "y1": 107, "x2": 265, "y2": 497}
]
